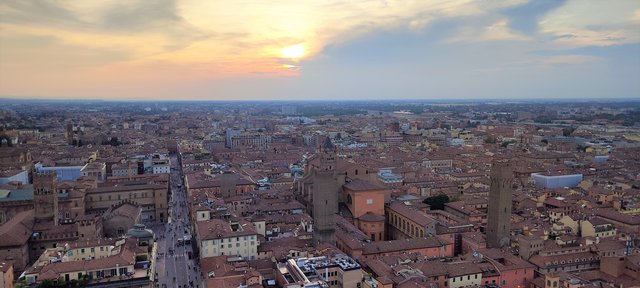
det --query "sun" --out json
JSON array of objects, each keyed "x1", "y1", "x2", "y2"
[{"x1": 281, "y1": 45, "x2": 305, "y2": 59}]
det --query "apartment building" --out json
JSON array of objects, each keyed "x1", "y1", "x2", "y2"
[{"x1": 197, "y1": 218, "x2": 260, "y2": 260}]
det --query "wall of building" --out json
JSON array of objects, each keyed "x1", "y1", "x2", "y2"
[
  {"x1": 0, "y1": 264, "x2": 14, "y2": 288},
  {"x1": 200, "y1": 235, "x2": 259, "y2": 260},
  {"x1": 68, "y1": 245, "x2": 113, "y2": 261},
  {"x1": 531, "y1": 173, "x2": 583, "y2": 189},
  {"x1": 447, "y1": 273, "x2": 481, "y2": 288},
  {"x1": 357, "y1": 220, "x2": 384, "y2": 241},
  {"x1": 85, "y1": 187, "x2": 167, "y2": 222},
  {"x1": 0, "y1": 245, "x2": 28, "y2": 277}
]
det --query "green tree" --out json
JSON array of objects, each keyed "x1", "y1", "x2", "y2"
[
  {"x1": 484, "y1": 136, "x2": 496, "y2": 144},
  {"x1": 423, "y1": 194, "x2": 450, "y2": 210}
]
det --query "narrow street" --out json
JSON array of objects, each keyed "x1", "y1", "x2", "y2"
[{"x1": 152, "y1": 154, "x2": 203, "y2": 288}]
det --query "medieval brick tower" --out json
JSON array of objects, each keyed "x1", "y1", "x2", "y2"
[
  {"x1": 487, "y1": 159, "x2": 513, "y2": 248},
  {"x1": 33, "y1": 172, "x2": 59, "y2": 225},
  {"x1": 312, "y1": 137, "x2": 339, "y2": 245}
]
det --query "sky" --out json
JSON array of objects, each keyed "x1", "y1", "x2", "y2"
[{"x1": 0, "y1": 0, "x2": 639, "y2": 101}]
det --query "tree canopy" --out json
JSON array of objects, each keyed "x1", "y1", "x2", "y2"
[{"x1": 423, "y1": 194, "x2": 450, "y2": 210}]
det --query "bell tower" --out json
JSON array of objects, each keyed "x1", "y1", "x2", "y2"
[{"x1": 33, "y1": 172, "x2": 59, "y2": 225}]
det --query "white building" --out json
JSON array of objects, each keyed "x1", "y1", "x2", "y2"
[{"x1": 152, "y1": 163, "x2": 170, "y2": 174}]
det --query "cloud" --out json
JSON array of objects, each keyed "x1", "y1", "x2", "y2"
[
  {"x1": 1, "y1": 0, "x2": 638, "y2": 100},
  {"x1": 2, "y1": 0, "x2": 528, "y2": 75},
  {"x1": 541, "y1": 55, "x2": 600, "y2": 65},
  {"x1": 538, "y1": 0, "x2": 640, "y2": 47},
  {"x1": 447, "y1": 18, "x2": 530, "y2": 43}
]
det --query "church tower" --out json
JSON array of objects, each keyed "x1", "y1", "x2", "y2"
[
  {"x1": 487, "y1": 159, "x2": 513, "y2": 248},
  {"x1": 34, "y1": 172, "x2": 59, "y2": 225},
  {"x1": 312, "y1": 137, "x2": 339, "y2": 245}
]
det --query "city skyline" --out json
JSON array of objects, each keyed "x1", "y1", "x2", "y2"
[{"x1": 1, "y1": 0, "x2": 639, "y2": 101}]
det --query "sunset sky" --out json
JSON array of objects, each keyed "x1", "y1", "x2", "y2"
[{"x1": 1, "y1": 0, "x2": 639, "y2": 101}]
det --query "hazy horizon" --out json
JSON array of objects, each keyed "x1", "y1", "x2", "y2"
[{"x1": 1, "y1": 0, "x2": 639, "y2": 101}]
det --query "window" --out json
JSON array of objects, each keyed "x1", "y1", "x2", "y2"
[
  {"x1": 81, "y1": 249, "x2": 85, "y2": 254},
  {"x1": 367, "y1": 199, "x2": 373, "y2": 205},
  {"x1": 91, "y1": 248, "x2": 95, "y2": 253}
]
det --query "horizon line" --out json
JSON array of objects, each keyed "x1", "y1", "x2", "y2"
[{"x1": 2, "y1": 96, "x2": 639, "y2": 103}]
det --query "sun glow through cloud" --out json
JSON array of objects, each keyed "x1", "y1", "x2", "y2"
[
  {"x1": 0, "y1": 0, "x2": 638, "y2": 100},
  {"x1": 281, "y1": 45, "x2": 305, "y2": 60}
]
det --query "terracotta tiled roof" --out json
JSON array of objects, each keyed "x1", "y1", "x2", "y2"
[
  {"x1": 0, "y1": 210, "x2": 33, "y2": 247},
  {"x1": 388, "y1": 202, "x2": 436, "y2": 227},
  {"x1": 343, "y1": 179, "x2": 386, "y2": 191},
  {"x1": 362, "y1": 237, "x2": 449, "y2": 255}
]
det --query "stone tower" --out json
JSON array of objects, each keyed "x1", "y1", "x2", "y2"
[
  {"x1": 312, "y1": 137, "x2": 339, "y2": 245},
  {"x1": 487, "y1": 159, "x2": 513, "y2": 248},
  {"x1": 220, "y1": 171, "x2": 238, "y2": 198},
  {"x1": 33, "y1": 172, "x2": 59, "y2": 225}
]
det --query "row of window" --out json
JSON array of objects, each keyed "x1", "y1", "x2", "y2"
[
  {"x1": 89, "y1": 191, "x2": 158, "y2": 202},
  {"x1": 451, "y1": 274, "x2": 479, "y2": 282},
  {"x1": 78, "y1": 246, "x2": 105, "y2": 254},
  {"x1": 209, "y1": 236, "x2": 256, "y2": 244},
  {"x1": 218, "y1": 241, "x2": 255, "y2": 249},
  {"x1": 323, "y1": 271, "x2": 338, "y2": 278},
  {"x1": 390, "y1": 212, "x2": 426, "y2": 238},
  {"x1": 64, "y1": 267, "x2": 128, "y2": 281}
]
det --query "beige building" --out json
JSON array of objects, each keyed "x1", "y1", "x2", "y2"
[
  {"x1": 580, "y1": 217, "x2": 617, "y2": 238},
  {"x1": 80, "y1": 162, "x2": 106, "y2": 182},
  {"x1": 0, "y1": 262, "x2": 13, "y2": 288},
  {"x1": 446, "y1": 263, "x2": 483, "y2": 288},
  {"x1": 86, "y1": 181, "x2": 168, "y2": 222},
  {"x1": 24, "y1": 226, "x2": 156, "y2": 287},
  {"x1": 197, "y1": 218, "x2": 260, "y2": 260}
]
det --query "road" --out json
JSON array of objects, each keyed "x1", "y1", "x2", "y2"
[{"x1": 152, "y1": 154, "x2": 203, "y2": 288}]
